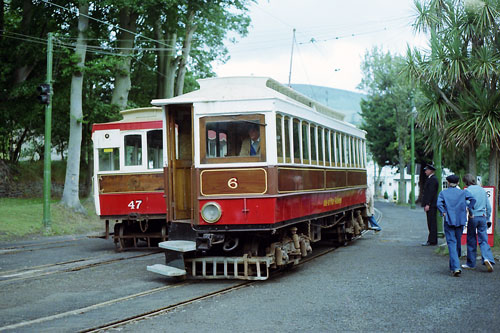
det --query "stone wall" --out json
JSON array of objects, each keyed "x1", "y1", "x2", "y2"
[{"x1": 0, "y1": 160, "x2": 75, "y2": 198}]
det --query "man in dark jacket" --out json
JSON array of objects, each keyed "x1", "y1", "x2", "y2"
[{"x1": 421, "y1": 164, "x2": 438, "y2": 246}]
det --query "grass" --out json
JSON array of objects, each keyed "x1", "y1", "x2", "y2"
[{"x1": 0, "y1": 197, "x2": 102, "y2": 242}]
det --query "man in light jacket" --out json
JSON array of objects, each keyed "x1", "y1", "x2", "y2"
[{"x1": 461, "y1": 174, "x2": 495, "y2": 272}]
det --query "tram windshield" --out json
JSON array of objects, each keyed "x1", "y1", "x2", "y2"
[
  {"x1": 200, "y1": 114, "x2": 266, "y2": 163},
  {"x1": 98, "y1": 148, "x2": 119, "y2": 171}
]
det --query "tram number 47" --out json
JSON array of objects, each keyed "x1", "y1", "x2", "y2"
[{"x1": 128, "y1": 200, "x2": 143, "y2": 210}]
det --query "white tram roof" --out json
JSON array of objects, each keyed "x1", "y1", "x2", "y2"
[
  {"x1": 118, "y1": 107, "x2": 162, "y2": 122},
  {"x1": 151, "y1": 76, "x2": 346, "y2": 122}
]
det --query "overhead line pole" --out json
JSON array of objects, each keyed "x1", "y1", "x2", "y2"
[
  {"x1": 42, "y1": 32, "x2": 53, "y2": 230},
  {"x1": 288, "y1": 28, "x2": 296, "y2": 87}
]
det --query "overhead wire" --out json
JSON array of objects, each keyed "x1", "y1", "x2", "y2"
[{"x1": 40, "y1": 0, "x2": 173, "y2": 49}]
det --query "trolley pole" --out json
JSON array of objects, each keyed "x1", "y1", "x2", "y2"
[
  {"x1": 42, "y1": 32, "x2": 53, "y2": 230},
  {"x1": 288, "y1": 28, "x2": 296, "y2": 87},
  {"x1": 410, "y1": 109, "x2": 416, "y2": 209}
]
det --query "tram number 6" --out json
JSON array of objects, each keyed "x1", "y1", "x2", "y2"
[
  {"x1": 128, "y1": 200, "x2": 143, "y2": 210},
  {"x1": 228, "y1": 177, "x2": 238, "y2": 189}
]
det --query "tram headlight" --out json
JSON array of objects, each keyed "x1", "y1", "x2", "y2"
[{"x1": 201, "y1": 202, "x2": 222, "y2": 223}]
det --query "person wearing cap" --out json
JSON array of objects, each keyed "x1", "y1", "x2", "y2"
[
  {"x1": 437, "y1": 174, "x2": 476, "y2": 276},
  {"x1": 421, "y1": 164, "x2": 438, "y2": 246},
  {"x1": 461, "y1": 173, "x2": 495, "y2": 272}
]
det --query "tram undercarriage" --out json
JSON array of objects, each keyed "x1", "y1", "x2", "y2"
[
  {"x1": 99, "y1": 217, "x2": 168, "y2": 251},
  {"x1": 147, "y1": 207, "x2": 368, "y2": 280}
]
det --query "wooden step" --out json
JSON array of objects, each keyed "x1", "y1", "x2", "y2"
[
  {"x1": 147, "y1": 264, "x2": 186, "y2": 277},
  {"x1": 158, "y1": 240, "x2": 196, "y2": 252}
]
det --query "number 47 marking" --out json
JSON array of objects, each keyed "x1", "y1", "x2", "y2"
[{"x1": 128, "y1": 200, "x2": 143, "y2": 210}]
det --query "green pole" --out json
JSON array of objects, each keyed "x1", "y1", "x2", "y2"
[
  {"x1": 42, "y1": 32, "x2": 53, "y2": 230},
  {"x1": 410, "y1": 111, "x2": 416, "y2": 209},
  {"x1": 434, "y1": 143, "x2": 443, "y2": 238}
]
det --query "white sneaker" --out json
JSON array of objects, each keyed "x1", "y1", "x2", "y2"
[
  {"x1": 461, "y1": 264, "x2": 475, "y2": 270},
  {"x1": 485, "y1": 260, "x2": 494, "y2": 272}
]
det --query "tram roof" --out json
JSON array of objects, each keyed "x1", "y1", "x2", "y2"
[{"x1": 151, "y1": 76, "x2": 346, "y2": 121}]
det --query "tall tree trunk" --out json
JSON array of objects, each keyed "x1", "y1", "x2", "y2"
[
  {"x1": 60, "y1": 1, "x2": 88, "y2": 214},
  {"x1": 467, "y1": 142, "x2": 477, "y2": 177},
  {"x1": 154, "y1": 18, "x2": 165, "y2": 99},
  {"x1": 376, "y1": 165, "x2": 382, "y2": 198},
  {"x1": 110, "y1": 8, "x2": 138, "y2": 110},
  {"x1": 154, "y1": 22, "x2": 177, "y2": 99},
  {"x1": 175, "y1": 11, "x2": 197, "y2": 97},
  {"x1": 163, "y1": 31, "x2": 178, "y2": 99}
]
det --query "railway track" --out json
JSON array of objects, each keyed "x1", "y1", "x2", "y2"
[
  {"x1": 0, "y1": 250, "x2": 161, "y2": 283},
  {"x1": 0, "y1": 236, "x2": 88, "y2": 255},
  {"x1": 0, "y1": 241, "x2": 347, "y2": 332},
  {"x1": 83, "y1": 244, "x2": 345, "y2": 332}
]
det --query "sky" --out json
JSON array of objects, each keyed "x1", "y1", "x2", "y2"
[{"x1": 213, "y1": 0, "x2": 429, "y2": 93}]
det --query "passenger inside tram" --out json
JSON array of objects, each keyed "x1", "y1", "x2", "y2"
[{"x1": 238, "y1": 124, "x2": 260, "y2": 156}]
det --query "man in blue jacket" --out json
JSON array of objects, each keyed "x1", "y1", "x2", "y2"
[
  {"x1": 437, "y1": 175, "x2": 476, "y2": 277},
  {"x1": 461, "y1": 174, "x2": 495, "y2": 272}
]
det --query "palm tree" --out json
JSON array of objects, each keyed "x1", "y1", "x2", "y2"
[{"x1": 405, "y1": 0, "x2": 500, "y2": 217}]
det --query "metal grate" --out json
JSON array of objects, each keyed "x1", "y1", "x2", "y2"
[{"x1": 186, "y1": 256, "x2": 273, "y2": 280}]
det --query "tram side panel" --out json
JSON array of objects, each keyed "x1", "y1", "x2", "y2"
[{"x1": 196, "y1": 166, "x2": 367, "y2": 228}]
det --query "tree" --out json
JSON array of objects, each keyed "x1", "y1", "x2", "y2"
[
  {"x1": 60, "y1": 0, "x2": 89, "y2": 213},
  {"x1": 359, "y1": 48, "x2": 420, "y2": 204},
  {"x1": 406, "y1": 0, "x2": 500, "y2": 217},
  {"x1": 150, "y1": 0, "x2": 253, "y2": 98}
]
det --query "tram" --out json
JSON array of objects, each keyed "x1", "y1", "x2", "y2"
[
  {"x1": 145, "y1": 76, "x2": 368, "y2": 280},
  {"x1": 91, "y1": 107, "x2": 167, "y2": 250}
]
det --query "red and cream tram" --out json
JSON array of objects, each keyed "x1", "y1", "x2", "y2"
[
  {"x1": 145, "y1": 76, "x2": 368, "y2": 280},
  {"x1": 92, "y1": 107, "x2": 167, "y2": 249}
]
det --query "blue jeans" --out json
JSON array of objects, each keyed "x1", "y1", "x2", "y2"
[
  {"x1": 466, "y1": 216, "x2": 495, "y2": 268},
  {"x1": 368, "y1": 215, "x2": 381, "y2": 230},
  {"x1": 444, "y1": 223, "x2": 463, "y2": 272}
]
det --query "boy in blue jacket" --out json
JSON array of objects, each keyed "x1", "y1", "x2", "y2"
[{"x1": 436, "y1": 175, "x2": 476, "y2": 277}]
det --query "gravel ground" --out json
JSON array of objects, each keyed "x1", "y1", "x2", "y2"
[{"x1": 120, "y1": 201, "x2": 500, "y2": 333}]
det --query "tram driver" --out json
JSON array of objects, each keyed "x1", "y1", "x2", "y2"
[{"x1": 239, "y1": 123, "x2": 260, "y2": 156}]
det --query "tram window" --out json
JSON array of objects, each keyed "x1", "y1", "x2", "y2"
[
  {"x1": 276, "y1": 115, "x2": 283, "y2": 162},
  {"x1": 98, "y1": 148, "x2": 119, "y2": 171},
  {"x1": 124, "y1": 134, "x2": 142, "y2": 166},
  {"x1": 176, "y1": 112, "x2": 192, "y2": 160},
  {"x1": 302, "y1": 122, "x2": 309, "y2": 164},
  {"x1": 345, "y1": 135, "x2": 351, "y2": 167},
  {"x1": 284, "y1": 117, "x2": 291, "y2": 163},
  {"x1": 310, "y1": 125, "x2": 317, "y2": 165},
  {"x1": 201, "y1": 114, "x2": 266, "y2": 163},
  {"x1": 330, "y1": 132, "x2": 336, "y2": 166},
  {"x1": 206, "y1": 128, "x2": 228, "y2": 158},
  {"x1": 337, "y1": 134, "x2": 343, "y2": 167},
  {"x1": 356, "y1": 139, "x2": 360, "y2": 167},
  {"x1": 147, "y1": 130, "x2": 163, "y2": 169},
  {"x1": 293, "y1": 119, "x2": 300, "y2": 163},
  {"x1": 325, "y1": 129, "x2": 331, "y2": 166},
  {"x1": 361, "y1": 140, "x2": 366, "y2": 167},
  {"x1": 318, "y1": 127, "x2": 324, "y2": 166}
]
